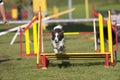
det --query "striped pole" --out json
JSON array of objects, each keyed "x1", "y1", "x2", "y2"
[{"x1": 98, "y1": 13, "x2": 105, "y2": 53}]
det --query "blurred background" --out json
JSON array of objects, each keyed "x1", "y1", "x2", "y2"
[{"x1": 1, "y1": 0, "x2": 120, "y2": 20}]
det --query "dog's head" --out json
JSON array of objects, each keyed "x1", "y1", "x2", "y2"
[{"x1": 51, "y1": 25, "x2": 64, "y2": 43}]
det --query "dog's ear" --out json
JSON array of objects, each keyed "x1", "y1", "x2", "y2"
[
  {"x1": 51, "y1": 30, "x2": 55, "y2": 35},
  {"x1": 52, "y1": 30, "x2": 55, "y2": 32}
]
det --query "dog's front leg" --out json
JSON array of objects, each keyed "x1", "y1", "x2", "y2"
[
  {"x1": 54, "y1": 48, "x2": 58, "y2": 54},
  {"x1": 59, "y1": 46, "x2": 65, "y2": 53},
  {"x1": 58, "y1": 39, "x2": 65, "y2": 53},
  {"x1": 51, "y1": 40, "x2": 59, "y2": 54}
]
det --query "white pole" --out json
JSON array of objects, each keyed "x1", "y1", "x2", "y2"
[
  {"x1": 93, "y1": 19, "x2": 97, "y2": 50},
  {"x1": 10, "y1": 29, "x2": 20, "y2": 45}
]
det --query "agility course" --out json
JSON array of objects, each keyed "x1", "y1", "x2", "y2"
[
  {"x1": 19, "y1": 7, "x2": 118, "y2": 69},
  {"x1": 1, "y1": 1, "x2": 120, "y2": 80},
  {"x1": 19, "y1": 8, "x2": 75, "y2": 56},
  {"x1": 38, "y1": 11, "x2": 117, "y2": 69}
]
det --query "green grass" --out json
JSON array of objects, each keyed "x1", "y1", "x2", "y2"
[
  {"x1": 0, "y1": 24, "x2": 120, "y2": 80},
  {"x1": 0, "y1": 1, "x2": 120, "y2": 80},
  {"x1": 42, "y1": 0, "x2": 120, "y2": 18},
  {"x1": 3, "y1": 0, "x2": 120, "y2": 19}
]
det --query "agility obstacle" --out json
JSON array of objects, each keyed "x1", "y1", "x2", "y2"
[
  {"x1": 19, "y1": 8, "x2": 75, "y2": 56},
  {"x1": 35, "y1": 10, "x2": 117, "y2": 69},
  {"x1": 64, "y1": 32, "x2": 94, "y2": 40},
  {"x1": 20, "y1": 16, "x2": 38, "y2": 56},
  {"x1": 64, "y1": 32, "x2": 93, "y2": 35},
  {"x1": 19, "y1": 7, "x2": 117, "y2": 69},
  {"x1": 92, "y1": 4, "x2": 118, "y2": 51}
]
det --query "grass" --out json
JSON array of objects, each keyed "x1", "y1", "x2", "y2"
[
  {"x1": 0, "y1": 1, "x2": 120, "y2": 80},
  {"x1": 0, "y1": 24, "x2": 120, "y2": 80},
  {"x1": 47, "y1": 0, "x2": 120, "y2": 18}
]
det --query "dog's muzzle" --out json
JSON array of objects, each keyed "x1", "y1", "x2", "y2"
[{"x1": 55, "y1": 39, "x2": 59, "y2": 43}]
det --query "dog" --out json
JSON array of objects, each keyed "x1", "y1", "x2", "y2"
[
  {"x1": 96, "y1": 27, "x2": 116, "y2": 45},
  {"x1": 51, "y1": 25, "x2": 65, "y2": 54}
]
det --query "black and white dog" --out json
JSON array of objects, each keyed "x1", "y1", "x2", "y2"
[{"x1": 51, "y1": 25, "x2": 65, "y2": 54}]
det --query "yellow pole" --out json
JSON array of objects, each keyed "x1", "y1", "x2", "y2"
[
  {"x1": 49, "y1": 8, "x2": 75, "y2": 19},
  {"x1": 53, "y1": 6, "x2": 59, "y2": 19},
  {"x1": 25, "y1": 27, "x2": 30, "y2": 54},
  {"x1": 36, "y1": 9, "x2": 41, "y2": 68},
  {"x1": 85, "y1": 0, "x2": 89, "y2": 18},
  {"x1": 33, "y1": 0, "x2": 47, "y2": 14},
  {"x1": 98, "y1": 13, "x2": 105, "y2": 53},
  {"x1": 41, "y1": 0, "x2": 47, "y2": 14},
  {"x1": 12, "y1": 6, "x2": 18, "y2": 20},
  {"x1": 107, "y1": 10, "x2": 114, "y2": 63},
  {"x1": 33, "y1": 16, "x2": 38, "y2": 54}
]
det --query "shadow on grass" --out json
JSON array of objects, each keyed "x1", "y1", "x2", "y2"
[
  {"x1": 0, "y1": 59, "x2": 11, "y2": 63},
  {"x1": 49, "y1": 60, "x2": 105, "y2": 68},
  {"x1": 0, "y1": 58, "x2": 22, "y2": 64},
  {"x1": 49, "y1": 59, "x2": 120, "y2": 68},
  {"x1": 116, "y1": 60, "x2": 120, "y2": 64}
]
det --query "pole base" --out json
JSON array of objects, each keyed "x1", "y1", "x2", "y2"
[
  {"x1": 36, "y1": 64, "x2": 39, "y2": 69},
  {"x1": 42, "y1": 67, "x2": 47, "y2": 70},
  {"x1": 111, "y1": 62, "x2": 114, "y2": 67}
]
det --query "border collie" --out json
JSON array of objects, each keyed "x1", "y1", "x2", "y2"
[{"x1": 51, "y1": 25, "x2": 65, "y2": 54}]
